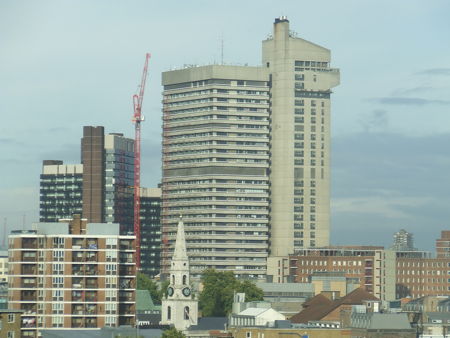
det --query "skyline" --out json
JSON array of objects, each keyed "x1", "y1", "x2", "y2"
[{"x1": 1, "y1": 1, "x2": 450, "y2": 250}]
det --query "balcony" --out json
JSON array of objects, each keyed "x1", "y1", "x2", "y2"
[
  {"x1": 22, "y1": 239, "x2": 37, "y2": 249},
  {"x1": 72, "y1": 305, "x2": 84, "y2": 315},
  {"x1": 85, "y1": 318, "x2": 97, "y2": 328},
  {"x1": 22, "y1": 252, "x2": 37, "y2": 262},
  {"x1": 21, "y1": 278, "x2": 37, "y2": 288},
  {"x1": 72, "y1": 291, "x2": 83, "y2": 302},
  {"x1": 21, "y1": 291, "x2": 37, "y2": 301},
  {"x1": 71, "y1": 318, "x2": 85, "y2": 328},
  {"x1": 73, "y1": 252, "x2": 85, "y2": 262},
  {"x1": 21, "y1": 304, "x2": 37, "y2": 314},
  {"x1": 85, "y1": 278, "x2": 98, "y2": 289},
  {"x1": 119, "y1": 278, "x2": 134, "y2": 289},
  {"x1": 85, "y1": 291, "x2": 97, "y2": 302},
  {"x1": 21, "y1": 265, "x2": 37, "y2": 275},
  {"x1": 85, "y1": 304, "x2": 97, "y2": 315},
  {"x1": 119, "y1": 266, "x2": 135, "y2": 276},
  {"x1": 85, "y1": 265, "x2": 98, "y2": 275},
  {"x1": 86, "y1": 252, "x2": 98, "y2": 262}
]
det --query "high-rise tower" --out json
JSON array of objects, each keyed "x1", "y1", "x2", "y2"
[
  {"x1": 161, "y1": 17, "x2": 339, "y2": 278},
  {"x1": 263, "y1": 17, "x2": 340, "y2": 256}
]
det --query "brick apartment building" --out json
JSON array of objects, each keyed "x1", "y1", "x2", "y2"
[{"x1": 7, "y1": 215, "x2": 136, "y2": 337}]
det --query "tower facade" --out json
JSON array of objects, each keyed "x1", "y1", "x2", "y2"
[
  {"x1": 263, "y1": 17, "x2": 340, "y2": 255},
  {"x1": 140, "y1": 187, "x2": 162, "y2": 277},
  {"x1": 161, "y1": 17, "x2": 339, "y2": 277},
  {"x1": 39, "y1": 161, "x2": 83, "y2": 222},
  {"x1": 8, "y1": 216, "x2": 136, "y2": 336},
  {"x1": 161, "y1": 67, "x2": 270, "y2": 278},
  {"x1": 40, "y1": 127, "x2": 135, "y2": 234},
  {"x1": 161, "y1": 219, "x2": 198, "y2": 330}
]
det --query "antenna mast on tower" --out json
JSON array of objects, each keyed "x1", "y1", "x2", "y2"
[{"x1": 132, "y1": 53, "x2": 151, "y2": 269}]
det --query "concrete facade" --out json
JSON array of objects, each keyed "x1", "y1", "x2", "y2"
[
  {"x1": 161, "y1": 17, "x2": 339, "y2": 278},
  {"x1": 262, "y1": 17, "x2": 339, "y2": 256},
  {"x1": 162, "y1": 65, "x2": 270, "y2": 278}
]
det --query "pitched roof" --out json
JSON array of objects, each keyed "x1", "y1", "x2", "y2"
[
  {"x1": 188, "y1": 317, "x2": 228, "y2": 331},
  {"x1": 290, "y1": 288, "x2": 379, "y2": 324}
]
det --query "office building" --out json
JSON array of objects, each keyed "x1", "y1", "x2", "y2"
[
  {"x1": 436, "y1": 230, "x2": 450, "y2": 258},
  {"x1": 103, "y1": 133, "x2": 135, "y2": 234},
  {"x1": 140, "y1": 187, "x2": 162, "y2": 277},
  {"x1": 39, "y1": 161, "x2": 83, "y2": 223},
  {"x1": 287, "y1": 246, "x2": 396, "y2": 301},
  {"x1": 161, "y1": 17, "x2": 339, "y2": 277},
  {"x1": 390, "y1": 229, "x2": 416, "y2": 252},
  {"x1": 8, "y1": 215, "x2": 136, "y2": 336},
  {"x1": 40, "y1": 127, "x2": 135, "y2": 233}
]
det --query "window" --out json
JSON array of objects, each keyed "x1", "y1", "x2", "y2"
[
  {"x1": 167, "y1": 306, "x2": 171, "y2": 320},
  {"x1": 184, "y1": 306, "x2": 190, "y2": 320},
  {"x1": 105, "y1": 316, "x2": 116, "y2": 326},
  {"x1": 53, "y1": 237, "x2": 64, "y2": 248},
  {"x1": 8, "y1": 314, "x2": 14, "y2": 323},
  {"x1": 183, "y1": 275, "x2": 187, "y2": 285},
  {"x1": 52, "y1": 303, "x2": 63, "y2": 314},
  {"x1": 7, "y1": 332, "x2": 14, "y2": 338},
  {"x1": 246, "y1": 332, "x2": 252, "y2": 338}
]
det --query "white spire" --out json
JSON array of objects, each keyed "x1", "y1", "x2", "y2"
[{"x1": 173, "y1": 217, "x2": 187, "y2": 261}]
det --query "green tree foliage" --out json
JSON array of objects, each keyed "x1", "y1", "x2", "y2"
[
  {"x1": 199, "y1": 269, "x2": 264, "y2": 317},
  {"x1": 161, "y1": 327, "x2": 186, "y2": 338},
  {"x1": 136, "y1": 273, "x2": 169, "y2": 305}
]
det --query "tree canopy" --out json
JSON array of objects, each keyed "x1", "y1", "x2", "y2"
[
  {"x1": 137, "y1": 272, "x2": 169, "y2": 305},
  {"x1": 161, "y1": 327, "x2": 186, "y2": 338},
  {"x1": 199, "y1": 269, "x2": 264, "y2": 317}
]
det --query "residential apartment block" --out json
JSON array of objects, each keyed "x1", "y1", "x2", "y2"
[
  {"x1": 161, "y1": 17, "x2": 339, "y2": 278},
  {"x1": 7, "y1": 215, "x2": 136, "y2": 336}
]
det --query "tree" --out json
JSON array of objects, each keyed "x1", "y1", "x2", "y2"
[
  {"x1": 161, "y1": 327, "x2": 186, "y2": 338},
  {"x1": 199, "y1": 269, "x2": 264, "y2": 317},
  {"x1": 137, "y1": 273, "x2": 168, "y2": 305}
]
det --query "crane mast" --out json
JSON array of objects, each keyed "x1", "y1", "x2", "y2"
[{"x1": 132, "y1": 53, "x2": 151, "y2": 269}]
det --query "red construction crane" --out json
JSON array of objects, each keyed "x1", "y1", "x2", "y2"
[{"x1": 132, "y1": 53, "x2": 151, "y2": 269}]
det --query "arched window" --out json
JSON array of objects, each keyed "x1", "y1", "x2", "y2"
[
  {"x1": 184, "y1": 306, "x2": 189, "y2": 320},
  {"x1": 183, "y1": 275, "x2": 187, "y2": 285},
  {"x1": 167, "y1": 306, "x2": 171, "y2": 320},
  {"x1": 172, "y1": 274, "x2": 175, "y2": 285}
]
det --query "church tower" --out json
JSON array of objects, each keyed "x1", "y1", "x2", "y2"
[{"x1": 161, "y1": 218, "x2": 198, "y2": 330}]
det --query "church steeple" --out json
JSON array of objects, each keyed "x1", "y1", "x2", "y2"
[
  {"x1": 161, "y1": 217, "x2": 198, "y2": 330},
  {"x1": 173, "y1": 216, "x2": 188, "y2": 261}
]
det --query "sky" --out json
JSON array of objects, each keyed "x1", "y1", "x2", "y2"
[{"x1": 1, "y1": 0, "x2": 450, "y2": 251}]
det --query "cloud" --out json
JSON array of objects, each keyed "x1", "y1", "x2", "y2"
[
  {"x1": 368, "y1": 97, "x2": 450, "y2": 105},
  {"x1": 331, "y1": 132, "x2": 450, "y2": 250},
  {"x1": 416, "y1": 68, "x2": 450, "y2": 76},
  {"x1": 332, "y1": 195, "x2": 433, "y2": 219},
  {"x1": 0, "y1": 138, "x2": 23, "y2": 146},
  {"x1": 392, "y1": 86, "x2": 434, "y2": 96},
  {"x1": 359, "y1": 109, "x2": 388, "y2": 132}
]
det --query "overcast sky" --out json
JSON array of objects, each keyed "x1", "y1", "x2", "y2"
[{"x1": 1, "y1": 0, "x2": 450, "y2": 250}]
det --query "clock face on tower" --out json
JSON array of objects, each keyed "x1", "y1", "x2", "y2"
[
  {"x1": 182, "y1": 287, "x2": 191, "y2": 297},
  {"x1": 167, "y1": 287, "x2": 174, "y2": 297}
]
